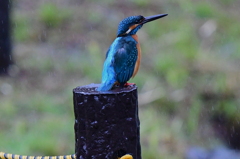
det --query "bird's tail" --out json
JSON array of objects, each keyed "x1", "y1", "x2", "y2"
[{"x1": 97, "y1": 79, "x2": 115, "y2": 91}]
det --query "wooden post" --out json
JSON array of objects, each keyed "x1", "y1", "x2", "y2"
[
  {"x1": 0, "y1": 0, "x2": 12, "y2": 74},
  {"x1": 73, "y1": 84, "x2": 141, "y2": 159}
]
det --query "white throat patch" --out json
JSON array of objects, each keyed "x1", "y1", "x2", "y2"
[{"x1": 125, "y1": 24, "x2": 139, "y2": 34}]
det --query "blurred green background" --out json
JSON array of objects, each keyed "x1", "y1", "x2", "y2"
[{"x1": 1, "y1": 0, "x2": 240, "y2": 158}]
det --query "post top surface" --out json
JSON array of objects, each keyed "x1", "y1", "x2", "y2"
[{"x1": 73, "y1": 83, "x2": 137, "y2": 95}]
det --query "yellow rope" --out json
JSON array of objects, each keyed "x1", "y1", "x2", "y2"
[
  {"x1": 0, "y1": 152, "x2": 132, "y2": 159},
  {"x1": 0, "y1": 152, "x2": 75, "y2": 159}
]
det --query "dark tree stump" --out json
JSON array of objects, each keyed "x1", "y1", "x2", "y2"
[
  {"x1": 0, "y1": 0, "x2": 12, "y2": 74},
  {"x1": 73, "y1": 84, "x2": 141, "y2": 159}
]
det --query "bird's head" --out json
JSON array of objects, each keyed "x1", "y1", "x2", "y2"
[{"x1": 117, "y1": 13, "x2": 168, "y2": 37}]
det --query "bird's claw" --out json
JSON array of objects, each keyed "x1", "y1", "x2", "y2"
[{"x1": 124, "y1": 83, "x2": 135, "y2": 86}]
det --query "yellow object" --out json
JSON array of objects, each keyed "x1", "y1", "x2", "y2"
[{"x1": 119, "y1": 154, "x2": 133, "y2": 159}]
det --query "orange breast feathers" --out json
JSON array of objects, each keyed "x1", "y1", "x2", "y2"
[{"x1": 131, "y1": 34, "x2": 141, "y2": 78}]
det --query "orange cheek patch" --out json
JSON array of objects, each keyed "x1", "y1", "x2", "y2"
[{"x1": 126, "y1": 24, "x2": 139, "y2": 34}]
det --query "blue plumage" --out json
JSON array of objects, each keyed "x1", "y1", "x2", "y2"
[
  {"x1": 97, "y1": 14, "x2": 168, "y2": 91},
  {"x1": 97, "y1": 36, "x2": 138, "y2": 91}
]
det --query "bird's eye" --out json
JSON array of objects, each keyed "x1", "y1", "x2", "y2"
[{"x1": 138, "y1": 18, "x2": 144, "y2": 23}]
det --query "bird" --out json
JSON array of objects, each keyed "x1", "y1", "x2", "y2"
[{"x1": 97, "y1": 13, "x2": 168, "y2": 91}]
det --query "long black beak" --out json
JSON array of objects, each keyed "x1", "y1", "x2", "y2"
[{"x1": 142, "y1": 13, "x2": 168, "y2": 24}]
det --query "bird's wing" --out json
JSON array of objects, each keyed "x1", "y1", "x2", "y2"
[{"x1": 113, "y1": 41, "x2": 138, "y2": 84}]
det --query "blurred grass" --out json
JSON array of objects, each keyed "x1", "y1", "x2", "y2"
[
  {"x1": 38, "y1": 3, "x2": 71, "y2": 28},
  {"x1": 1, "y1": 0, "x2": 240, "y2": 158}
]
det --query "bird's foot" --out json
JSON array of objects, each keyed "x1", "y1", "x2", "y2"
[
  {"x1": 124, "y1": 83, "x2": 135, "y2": 87},
  {"x1": 113, "y1": 82, "x2": 135, "y2": 89}
]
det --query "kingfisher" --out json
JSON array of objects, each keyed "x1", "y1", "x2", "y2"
[{"x1": 97, "y1": 13, "x2": 168, "y2": 91}]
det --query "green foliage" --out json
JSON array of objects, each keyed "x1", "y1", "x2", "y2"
[
  {"x1": 78, "y1": 40, "x2": 103, "y2": 81},
  {"x1": 194, "y1": 2, "x2": 215, "y2": 18},
  {"x1": 129, "y1": 0, "x2": 149, "y2": 7},
  {"x1": 13, "y1": 15, "x2": 31, "y2": 41},
  {"x1": 38, "y1": 3, "x2": 70, "y2": 28},
  {"x1": 219, "y1": 0, "x2": 236, "y2": 5},
  {"x1": 186, "y1": 99, "x2": 202, "y2": 135},
  {"x1": 212, "y1": 99, "x2": 239, "y2": 121}
]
